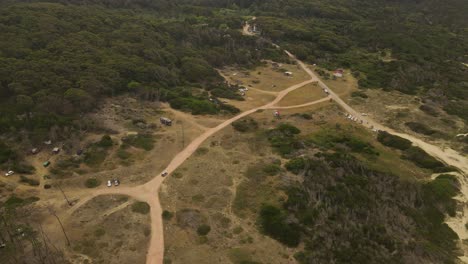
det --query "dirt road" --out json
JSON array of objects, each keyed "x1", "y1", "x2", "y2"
[{"x1": 67, "y1": 46, "x2": 468, "y2": 264}]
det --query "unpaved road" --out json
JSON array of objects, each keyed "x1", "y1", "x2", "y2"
[
  {"x1": 67, "y1": 39, "x2": 468, "y2": 263},
  {"x1": 68, "y1": 77, "x2": 318, "y2": 264}
]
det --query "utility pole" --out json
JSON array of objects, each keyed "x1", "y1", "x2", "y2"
[{"x1": 57, "y1": 184, "x2": 72, "y2": 206}]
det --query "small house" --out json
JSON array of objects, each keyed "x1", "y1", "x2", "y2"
[
  {"x1": 52, "y1": 147, "x2": 60, "y2": 154},
  {"x1": 284, "y1": 71, "x2": 293, "y2": 76},
  {"x1": 333, "y1": 69, "x2": 344, "y2": 78},
  {"x1": 160, "y1": 117, "x2": 172, "y2": 126}
]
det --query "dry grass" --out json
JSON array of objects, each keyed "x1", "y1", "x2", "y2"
[
  {"x1": 277, "y1": 82, "x2": 325, "y2": 106},
  {"x1": 220, "y1": 61, "x2": 310, "y2": 92},
  {"x1": 66, "y1": 195, "x2": 150, "y2": 264}
]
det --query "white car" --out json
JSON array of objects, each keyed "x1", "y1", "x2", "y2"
[
  {"x1": 5, "y1": 171, "x2": 14, "y2": 177},
  {"x1": 107, "y1": 180, "x2": 112, "y2": 187}
]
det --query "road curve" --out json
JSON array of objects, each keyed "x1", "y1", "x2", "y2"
[
  {"x1": 68, "y1": 47, "x2": 468, "y2": 264},
  {"x1": 67, "y1": 78, "x2": 315, "y2": 264}
]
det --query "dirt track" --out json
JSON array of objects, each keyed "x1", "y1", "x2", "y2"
[{"x1": 67, "y1": 40, "x2": 468, "y2": 263}]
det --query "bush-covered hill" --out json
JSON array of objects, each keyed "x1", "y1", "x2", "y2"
[{"x1": 0, "y1": 1, "x2": 283, "y2": 136}]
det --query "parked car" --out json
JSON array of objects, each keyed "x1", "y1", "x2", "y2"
[
  {"x1": 107, "y1": 180, "x2": 112, "y2": 187},
  {"x1": 114, "y1": 179, "x2": 120, "y2": 186},
  {"x1": 43, "y1": 161, "x2": 51, "y2": 167},
  {"x1": 161, "y1": 171, "x2": 168, "y2": 177},
  {"x1": 5, "y1": 171, "x2": 14, "y2": 177}
]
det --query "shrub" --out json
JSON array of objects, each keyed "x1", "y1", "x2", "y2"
[
  {"x1": 419, "y1": 104, "x2": 439, "y2": 116},
  {"x1": 232, "y1": 118, "x2": 258, "y2": 132},
  {"x1": 402, "y1": 147, "x2": 447, "y2": 171},
  {"x1": 263, "y1": 164, "x2": 281, "y2": 175},
  {"x1": 197, "y1": 224, "x2": 211, "y2": 236},
  {"x1": 132, "y1": 201, "x2": 150, "y2": 214},
  {"x1": 19, "y1": 175, "x2": 40, "y2": 186},
  {"x1": 405, "y1": 122, "x2": 436, "y2": 135},
  {"x1": 84, "y1": 150, "x2": 107, "y2": 167},
  {"x1": 351, "y1": 91, "x2": 368, "y2": 98},
  {"x1": 85, "y1": 178, "x2": 101, "y2": 188},
  {"x1": 259, "y1": 205, "x2": 301, "y2": 247},
  {"x1": 285, "y1": 158, "x2": 306, "y2": 174},
  {"x1": 44, "y1": 184, "x2": 52, "y2": 189},
  {"x1": 377, "y1": 131, "x2": 412, "y2": 150},
  {"x1": 97, "y1": 135, "x2": 113, "y2": 148},
  {"x1": 122, "y1": 133, "x2": 155, "y2": 151},
  {"x1": 117, "y1": 148, "x2": 131, "y2": 160},
  {"x1": 162, "y1": 210, "x2": 174, "y2": 220}
]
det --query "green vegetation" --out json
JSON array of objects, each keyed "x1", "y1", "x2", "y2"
[
  {"x1": 19, "y1": 176, "x2": 40, "y2": 186},
  {"x1": 259, "y1": 205, "x2": 301, "y2": 247},
  {"x1": 84, "y1": 178, "x2": 101, "y2": 188},
  {"x1": 3, "y1": 195, "x2": 40, "y2": 209},
  {"x1": 0, "y1": 1, "x2": 283, "y2": 140},
  {"x1": 267, "y1": 124, "x2": 302, "y2": 156},
  {"x1": 308, "y1": 128, "x2": 379, "y2": 156},
  {"x1": 96, "y1": 135, "x2": 114, "y2": 148},
  {"x1": 0, "y1": 141, "x2": 34, "y2": 173},
  {"x1": 351, "y1": 91, "x2": 368, "y2": 99},
  {"x1": 377, "y1": 131, "x2": 412, "y2": 150},
  {"x1": 122, "y1": 133, "x2": 155, "y2": 151},
  {"x1": 285, "y1": 158, "x2": 306, "y2": 174},
  {"x1": 249, "y1": 0, "x2": 467, "y2": 121},
  {"x1": 402, "y1": 146, "x2": 448, "y2": 172},
  {"x1": 196, "y1": 224, "x2": 211, "y2": 236},
  {"x1": 405, "y1": 122, "x2": 437, "y2": 136},
  {"x1": 232, "y1": 118, "x2": 258, "y2": 133},
  {"x1": 132, "y1": 201, "x2": 150, "y2": 214},
  {"x1": 162, "y1": 210, "x2": 174, "y2": 221}
]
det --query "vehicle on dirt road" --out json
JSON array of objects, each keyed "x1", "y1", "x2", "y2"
[
  {"x1": 114, "y1": 179, "x2": 120, "y2": 186},
  {"x1": 107, "y1": 180, "x2": 112, "y2": 187},
  {"x1": 161, "y1": 171, "x2": 168, "y2": 177},
  {"x1": 5, "y1": 171, "x2": 14, "y2": 177}
]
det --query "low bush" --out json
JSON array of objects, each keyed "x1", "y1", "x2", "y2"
[
  {"x1": 85, "y1": 178, "x2": 101, "y2": 188},
  {"x1": 162, "y1": 210, "x2": 174, "y2": 220},
  {"x1": 197, "y1": 224, "x2": 211, "y2": 236},
  {"x1": 19, "y1": 175, "x2": 40, "y2": 186},
  {"x1": 117, "y1": 148, "x2": 131, "y2": 160},
  {"x1": 405, "y1": 122, "x2": 437, "y2": 135},
  {"x1": 232, "y1": 118, "x2": 258, "y2": 132},
  {"x1": 285, "y1": 158, "x2": 306, "y2": 174},
  {"x1": 351, "y1": 91, "x2": 368, "y2": 98},
  {"x1": 122, "y1": 133, "x2": 155, "y2": 151},
  {"x1": 377, "y1": 131, "x2": 412, "y2": 150},
  {"x1": 402, "y1": 146, "x2": 447, "y2": 171},
  {"x1": 419, "y1": 104, "x2": 439, "y2": 116},
  {"x1": 263, "y1": 164, "x2": 281, "y2": 175},
  {"x1": 96, "y1": 135, "x2": 113, "y2": 148},
  {"x1": 259, "y1": 205, "x2": 301, "y2": 247},
  {"x1": 132, "y1": 201, "x2": 150, "y2": 214}
]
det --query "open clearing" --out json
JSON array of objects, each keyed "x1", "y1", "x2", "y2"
[
  {"x1": 220, "y1": 61, "x2": 310, "y2": 92},
  {"x1": 277, "y1": 82, "x2": 325, "y2": 107}
]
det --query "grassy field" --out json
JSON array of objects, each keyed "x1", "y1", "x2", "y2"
[
  {"x1": 220, "y1": 61, "x2": 310, "y2": 92},
  {"x1": 277, "y1": 82, "x2": 325, "y2": 106},
  {"x1": 66, "y1": 195, "x2": 150, "y2": 264}
]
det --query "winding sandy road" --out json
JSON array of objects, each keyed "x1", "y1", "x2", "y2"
[{"x1": 67, "y1": 38, "x2": 468, "y2": 263}]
